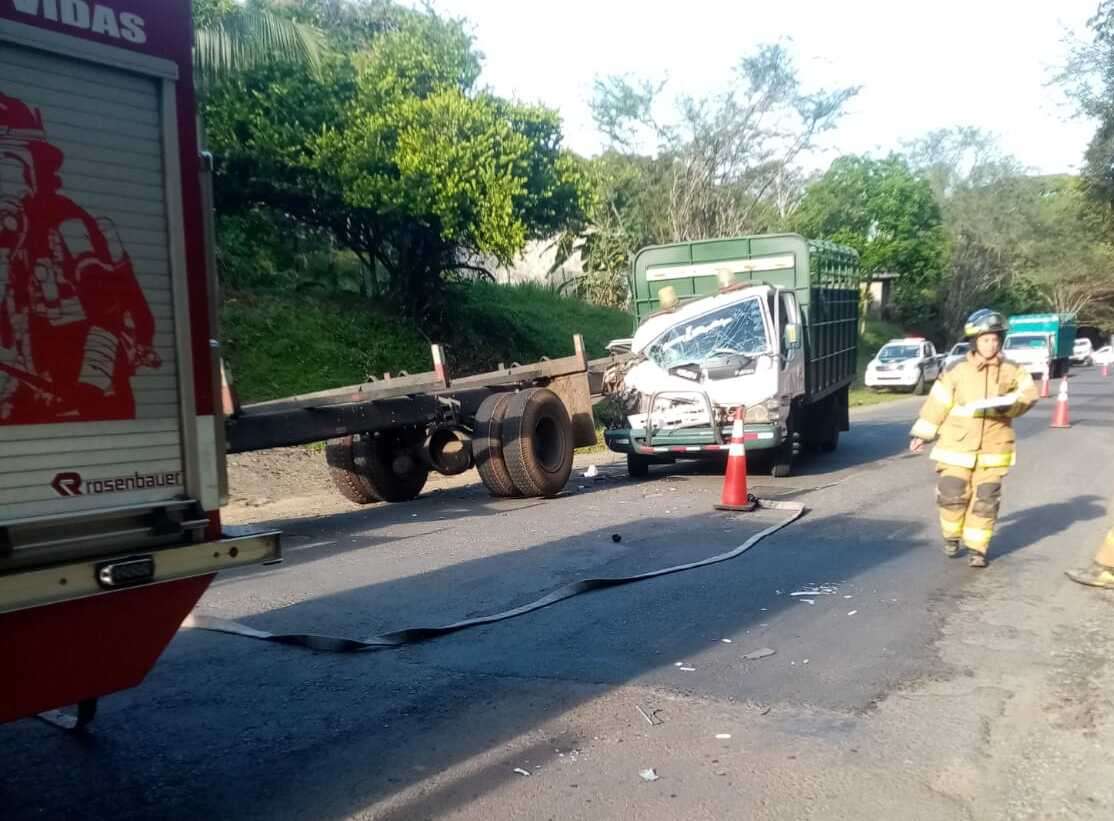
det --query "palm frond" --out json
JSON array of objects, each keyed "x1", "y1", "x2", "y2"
[{"x1": 194, "y1": 8, "x2": 326, "y2": 90}]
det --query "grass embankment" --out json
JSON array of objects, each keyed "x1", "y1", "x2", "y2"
[{"x1": 222, "y1": 282, "x2": 633, "y2": 404}]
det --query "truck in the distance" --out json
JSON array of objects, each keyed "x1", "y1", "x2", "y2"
[
  {"x1": 602, "y1": 234, "x2": 860, "y2": 478},
  {"x1": 1004, "y1": 313, "x2": 1077, "y2": 380}
]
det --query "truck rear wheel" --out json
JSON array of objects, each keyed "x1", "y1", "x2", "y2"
[
  {"x1": 325, "y1": 433, "x2": 429, "y2": 504},
  {"x1": 474, "y1": 392, "x2": 522, "y2": 498},
  {"x1": 326, "y1": 435, "x2": 381, "y2": 504},
  {"x1": 501, "y1": 388, "x2": 574, "y2": 497}
]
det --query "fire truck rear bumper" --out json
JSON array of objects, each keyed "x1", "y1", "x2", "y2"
[{"x1": 0, "y1": 528, "x2": 279, "y2": 724}]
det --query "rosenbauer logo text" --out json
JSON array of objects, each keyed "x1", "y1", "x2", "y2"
[{"x1": 51, "y1": 470, "x2": 181, "y2": 497}]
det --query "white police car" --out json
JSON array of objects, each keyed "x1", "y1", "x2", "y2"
[{"x1": 864, "y1": 338, "x2": 942, "y2": 395}]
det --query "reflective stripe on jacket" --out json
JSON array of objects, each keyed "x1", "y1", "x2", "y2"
[{"x1": 910, "y1": 352, "x2": 1039, "y2": 468}]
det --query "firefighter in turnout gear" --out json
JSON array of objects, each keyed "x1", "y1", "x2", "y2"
[
  {"x1": 1065, "y1": 528, "x2": 1114, "y2": 589},
  {"x1": 909, "y1": 310, "x2": 1039, "y2": 567}
]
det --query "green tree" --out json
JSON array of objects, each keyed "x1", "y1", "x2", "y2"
[
  {"x1": 1059, "y1": 1, "x2": 1114, "y2": 203},
  {"x1": 793, "y1": 155, "x2": 946, "y2": 277},
  {"x1": 1012, "y1": 176, "x2": 1114, "y2": 329},
  {"x1": 203, "y1": 8, "x2": 587, "y2": 318},
  {"x1": 192, "y1": 0, "x2": 326, "y2": 89},
  {"x1": 792, "y1": 154, "x2": 947, "y2": 333},
  {"x1": 551, "y1": 151, "x2": 673, "y2": 307},
  {"x1": 591, "y1": 43, "x2": 858, "y2": 243},
  {"x1": 903, "y1": 128, "x2": 1042, "y2": 340}
]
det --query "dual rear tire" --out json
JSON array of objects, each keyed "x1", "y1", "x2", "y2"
[
  {"x1": 475, "y1": 388, "x2": 574, "y2": 498},
  {"x1": 322, "y1": 387, "x2": 577, "y2": 503}
]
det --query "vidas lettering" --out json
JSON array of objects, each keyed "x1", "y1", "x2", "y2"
[{"x1": 11, "y1": 0, "x2": 147, "y2": 44}]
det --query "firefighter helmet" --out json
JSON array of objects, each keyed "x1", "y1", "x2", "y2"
[
  {"x1": 0, "y1": 93, "x2": 63, "y2": 195},
  {"x1": 964, "y1": 309, "x2": 1008, "y2": 340}
]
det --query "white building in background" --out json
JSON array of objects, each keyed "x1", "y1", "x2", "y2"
[
  {"x1": 473, "y1": 238, "x2": 585, "y2": 287},
  {"x1": 865, "y1": 271, "x2": 899, "y2": 319}
]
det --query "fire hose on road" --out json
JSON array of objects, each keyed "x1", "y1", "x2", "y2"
[{"x1": 185, "y1": 498, "x2": 807, "y2": 654}]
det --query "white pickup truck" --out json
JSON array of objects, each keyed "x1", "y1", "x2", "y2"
[{"x1": 863, "y1": 338, "x2": 943, "y2": 395}]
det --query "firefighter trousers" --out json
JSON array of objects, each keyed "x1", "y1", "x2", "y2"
[
  {"x1": 936, "y1": 465, "x2": 1009, "y2": 556},
  {"x1": 1094, "y1": 528, "x2": 1114, "y2": 568}
]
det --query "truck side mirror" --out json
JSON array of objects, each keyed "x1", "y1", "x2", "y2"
[{"x1": 784, "y1": 323, "x2": 801, "y2": 349}]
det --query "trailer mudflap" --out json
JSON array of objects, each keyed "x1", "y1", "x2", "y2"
[{"x1": 0, "y1": 527, "x2": 279, "y2": 723}]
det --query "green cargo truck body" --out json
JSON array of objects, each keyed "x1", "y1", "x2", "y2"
[
  {"x1": 1004, "y1": 313, "x2": 1077, "y2": 379},
  {"x1": 604, "y1": 233, "x2": 861, "y2": 477}
]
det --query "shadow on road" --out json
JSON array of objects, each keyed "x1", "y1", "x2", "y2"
[
  {"x1": 993, "y1": 495, "x2": 1107, "y2": 560},
  {"x1": 16, "y1": 382, "x2": 1089, "y2": 820},
  {"x1": 0, "y1": 499, "x2": 944, "y2": 821}
]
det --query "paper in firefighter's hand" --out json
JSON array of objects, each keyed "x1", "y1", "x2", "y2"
[{"x1": 966, "y1": 392, "x2": 1020, "y2": 411}]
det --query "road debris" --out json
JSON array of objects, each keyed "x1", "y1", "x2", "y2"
[
  {"x1": 798, "y1": 599, "x2": 816, "y2": 606},
  {"x1": 721, "y1": 638, "x2": 733, "y2": 644},
  {"x1": 742, "y1": 647, "x2": 776, "y2": 660},
  {"x1": 636, "y1": 705, "x2": 662, "y2": 726},
  {"x1": 791, "y1": 585, "x2": 839, "y2": 597},
  {"x1": 803, "y1": 659, "x2": 809, "y2": 664},
  {"x1": 584, "y1": 465, "x2": 599, "y2": 479},
  {"x1": 847, "y1": 610, "x2": 858, "y2": 616},
  {"x1": 611, "y1": 533, "x2": 622, "y2": 543},
  {"x1": 640, "y1": 768, "x2": 661, "y2": 782},
  {"x1": 843, "y1": 594, "x2": 854, "y2": 599},
  {"x1": 715, "y1": 734, "x2": 732, "y2": 740},
  {"x1": 513, "y1": 768, "x2": 531, "y2": 777},
  {"x1": 678, "y1": 666, "x2": 697, "y2": 672}
]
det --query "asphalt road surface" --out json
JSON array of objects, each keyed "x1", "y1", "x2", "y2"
[{"x1": 5, "y1": 371, "x2": 1114, "y2": 820}]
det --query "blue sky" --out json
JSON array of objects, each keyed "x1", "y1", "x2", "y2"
[{"x1": 424, "y1": 0, "x2": 1099, "y2": 175}]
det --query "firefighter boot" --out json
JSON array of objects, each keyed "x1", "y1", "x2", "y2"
[
  {"x1": 968, "y1": 551, "x2": 988, "y2": 568},
  {"x1": 943, "y1": 539, "x2": 962, "y2": 558},
  {"x1": 1065, "y1": 562, "x2": 1114, "y2": 589}
]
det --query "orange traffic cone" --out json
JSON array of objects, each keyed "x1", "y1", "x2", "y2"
[
  {"x1": 715, "y1": 407, "x2": 756, "y2": 512},
  {"x1": 1040, "y1": 371, "x2": 1050, "y2": 399},
  {"x1": 1050, "y1": 377, "x2": 1071, "y2": 429},
  {"x1": 220, "y1": 359, "x2": 240, "y2": 417}
]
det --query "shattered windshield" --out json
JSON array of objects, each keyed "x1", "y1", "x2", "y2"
[{"x1": 645, "y1": 298, "x2": 769, "y2": 370}]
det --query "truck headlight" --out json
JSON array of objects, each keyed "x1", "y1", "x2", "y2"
[{"x1": 745, "y1": 404, "x2": 769, "y2": 423}]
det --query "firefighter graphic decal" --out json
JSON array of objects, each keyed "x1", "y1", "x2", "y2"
[{"x1": 0, "y1": 92, "x2": 161, "y2": 425}]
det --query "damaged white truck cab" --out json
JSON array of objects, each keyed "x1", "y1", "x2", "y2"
[{"x1": 604, "y1": 234, "x2": 861, "y2": 478}]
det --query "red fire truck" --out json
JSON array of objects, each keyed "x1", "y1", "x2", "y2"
[{"x1": 0, "y1": 0, "x2": 280, "y2": 727}]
